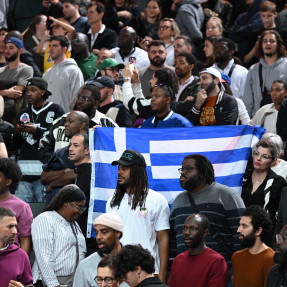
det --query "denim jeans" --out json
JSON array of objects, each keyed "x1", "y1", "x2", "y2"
[{"x1": 15, "y1": 179, "x2": 45, "y2": 203}]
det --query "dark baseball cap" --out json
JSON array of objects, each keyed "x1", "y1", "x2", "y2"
[
  {"x1": 112, "y1": 149, "x2": 146, "y2": 167},
  {"x1": 92, "y1": 76, "x2": 115, "y2": 91},
  {"x1": 5, "y1": 37, "x2": 24, "y2": 49},
  {"x1": 26, "y1": 77, "x2": 52, "y2": 96}
]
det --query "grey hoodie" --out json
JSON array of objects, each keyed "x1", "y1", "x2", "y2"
[
  {"x1": 175, "y1": 0, "x2": 204, "y2": 45},
  {"x1": 43, "y1": 58, "x2": 84, "y2": 113},
  {"x1": 243, "y1": 57, "x2": 287, "y2": 117}
]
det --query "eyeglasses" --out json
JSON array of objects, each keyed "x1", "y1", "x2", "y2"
[
  {"x1": 77, "y1": 95, "x2": 93, "y2": 102},
  {"x1": 178, "y1": 167, "x2": 197, "y2": 174},
  {"x1": 159, "y1": 25, "x2": 171, "y2": 30},
  {"x1": 71, "y1": 202, "x2": 86, "y2": 213},
  {"x1": 162, "y1": 18, "x2": 174, "y2": 22},
  {"x1": 253, "y1": 150, "x2": 272, "y2": 160},
  {"x1": 276, "y1": 234, "x2": 287, "y2": 243},
  {"x1": 94, "y1": 276, "x2": 115, "y2": 284},
  {"x1": 104, "y1": 68, "x2": 121, "y2": 73}
]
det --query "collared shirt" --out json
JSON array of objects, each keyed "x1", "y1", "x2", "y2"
[
  {"x1": 176, "y1": 75, "x2": 194, "y2": 102},
  {"x1": 88, "y1": 24, "x2": 106, "y2": 50},
  {"x1": 212, "y1": 59, "x2": 248, "y2": 99},
  {"x1": 32, "y1": 211, "x2": 86, "y2": 287}
]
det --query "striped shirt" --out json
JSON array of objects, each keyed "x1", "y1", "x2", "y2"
[
  {"x1": 170, "y1": 182, "x2": 245, "y2": 268},
  {"x1": 31, "y1": 211, "x2": 86, "y2": 287}
]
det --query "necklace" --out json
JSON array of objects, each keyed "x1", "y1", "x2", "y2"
[
  {"x1": 31, "y1": 102, "x2": 46, "y2": 123},
  {"x1": 165, "y1": 42, "x2": 173, "y2": 50}
]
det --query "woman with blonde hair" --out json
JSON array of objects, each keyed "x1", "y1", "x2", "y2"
[{"x1": 157, "y1": 18, "x2": 180, "y2": 66}]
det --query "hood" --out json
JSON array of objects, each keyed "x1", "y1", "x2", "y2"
[
  {"x1": 179, "y1": 0, "x2": 201, "y2": 7},
  {"x1": 247, "y1": 0, "x2": 265, "y2": 17},
  {"x1": 54, "y1": 58, "x2": 78, "y2": 68},
  {"x1": 259, "y1": 56, "x2": 287, "y2": 69},
  {"x1": 45, "y1": 58, "x2": 79, "y2": 80},
  {"x1": 0, "y1": 243, "x2": 19, "y2": 255}
]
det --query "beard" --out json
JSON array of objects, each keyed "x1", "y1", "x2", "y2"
[
  {"x1": 117, "y1": 181, "x2": 130, "y2": 189},
  {"x1": 97, "y1": 241, "x2": 116, "y2": 257},
  {"x1": 5, "y1": 51, "x2": 18, "y2": 62},
  {"x1": 0, "y1": 234, "x2": 15, "y2": 246},
  {"x1": 150, "y1": 57, "x2": 165, "y2": 67},
  {"x1": 180, "y1": 174, "x2": 201, "y2": 191},
  {"x1": 239, "y1": 230, "x2": 256, "y2": 248},
  {"x1": 215, "y1": 53, "x2": 229, "y2": 64},
  {"x1": 201, "y1": 81, "x2": 216, "y2": 94},
  {"x1": 175, "y1": 68, "x2": 186, "y2": 79},
  {"x1": 74, "y1": 103, "x2": 94, "y2": 116}
]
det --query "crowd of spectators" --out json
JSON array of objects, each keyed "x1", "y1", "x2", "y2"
[{"x1": 1, "y1": 0, "x2": 287, "y2": 286}]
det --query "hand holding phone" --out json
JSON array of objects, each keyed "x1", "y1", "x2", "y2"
[{"x1": 129, "y1": 57, "x2": 136, "y2": 71}]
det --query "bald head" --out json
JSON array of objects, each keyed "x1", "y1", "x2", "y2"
[
  {"x1": 71, "y1": 32, "x2": 89, "y2": 55},
  {"x1": 118, "y1": 27, "x2": 137, "y2": 50},
  {"x1": 183, "y1": 213, "x2": 209, "y2": 251},
  {"x1": 4, "y1": 30, "x2": 23, "y2": 42},
  {"x1": 64, "y1": 111, "x2": 89, "y2": 138},
  {"x1": 185, "y1": 213, "x2": 210, "y2": 230}
]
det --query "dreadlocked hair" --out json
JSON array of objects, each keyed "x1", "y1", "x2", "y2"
[
  {"x1": 44, "y1": 184, "x2": 79, "y2": 212},
  {"x1": 110, "y1": 165, "x2": 149, "y2": 210}
]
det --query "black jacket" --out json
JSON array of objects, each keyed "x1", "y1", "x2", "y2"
[
  {"x1": 266, "y1": 264, "x2": 287, "y2": 287},
  {"x1": 186, "y1": 91, "x2": 238, "y2": 126},
  {"x1": 242, "y1": 168, "x2": 287, "y2": 236},
  {"x1": 21, "y1": 49, "x2": 42, "y2": 77},
  {"x1": 98, "y1": 100, "x2": 133, "y2": 127},
  {"x1": 137, "y1": 277, "x2": 168, "y2": 287},
  {"x1": 89, "y1": 27, "x2": 118, "y2": 51},
  {"x1": 0, "y1": 119, "x2": 18, "y2": 160},
  {"x1": 175, "y1": 77, "x2": 200, "y2": 117}
]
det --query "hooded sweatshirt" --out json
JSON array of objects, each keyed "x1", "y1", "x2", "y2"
[
  {"x1": 0, "y1": 243, "x2": 33, "y2": 287},
  {"x1": 175, "y1": 0, "x2": 204, "y2": 45},
  {"x1": 43, "y1": 58, "x2": 84, "y2": 113},
  {"x1": 243, "y1": 57, "x2": 287, "y2": 117}
]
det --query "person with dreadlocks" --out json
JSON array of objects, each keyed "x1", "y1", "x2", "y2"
[
  {"x1": 31, "y1": 184, "x2": 87, "y2": 287},
  {"x1": 106, "y1": 150, "x2": 170, "y2": 283}
]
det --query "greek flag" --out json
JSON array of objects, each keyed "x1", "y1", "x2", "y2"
[{"x1": 87, "y1": 125, "x2": 265, "y2": 238}]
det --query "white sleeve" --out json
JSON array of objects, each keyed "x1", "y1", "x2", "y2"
[{"x1": 31, "y1": 215, "x2": 60, "y2": 287}]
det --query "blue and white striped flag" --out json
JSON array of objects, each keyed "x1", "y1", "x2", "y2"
[{"x1": 87, "y1": 125, "x2": 265, "y2": 238}]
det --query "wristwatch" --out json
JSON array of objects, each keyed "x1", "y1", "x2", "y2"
[{"x1": 124, "y1": 77, "x2": 131, "y2": 81}]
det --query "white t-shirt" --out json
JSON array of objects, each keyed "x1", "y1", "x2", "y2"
[
  {"x1": 106, "y1": 189, "x2": 170, "y2": 273},
  {"x1": 110, "y1": 47, "x2": 150, "y2": 70},
  {"x1": 272, "y1": 159, "x2": 287, "y2": 181}
]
